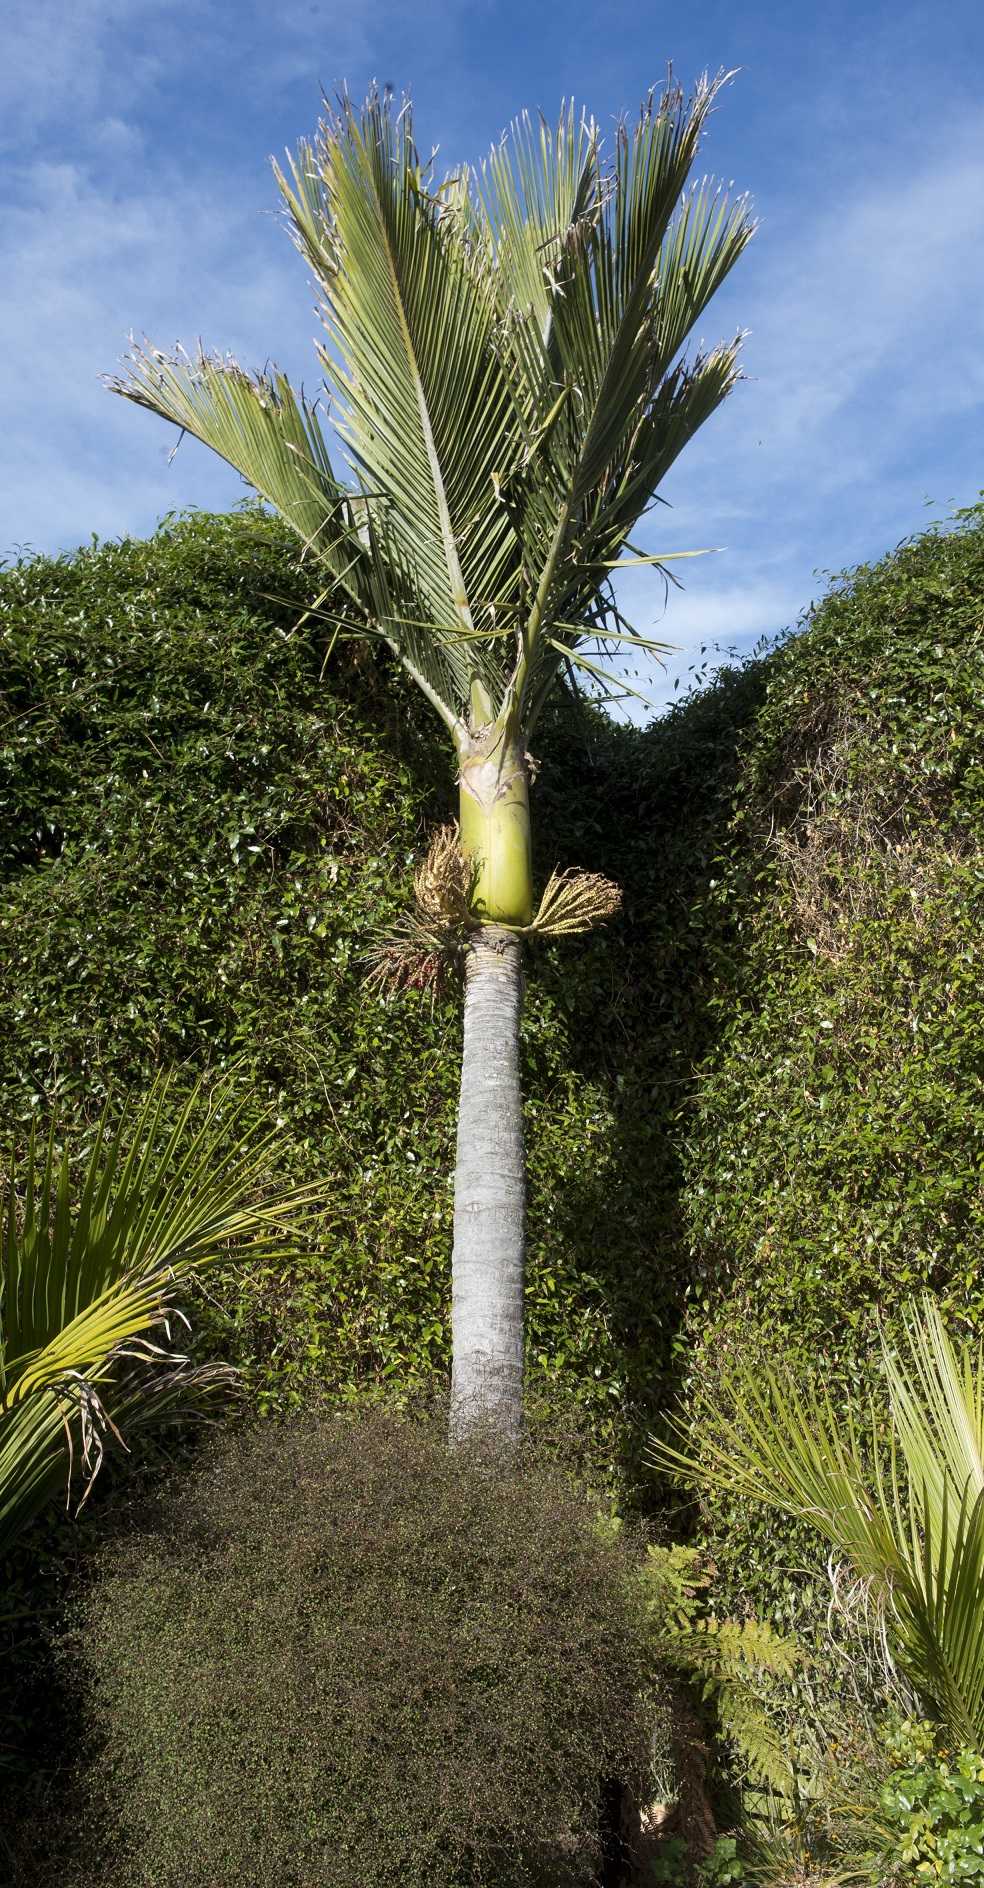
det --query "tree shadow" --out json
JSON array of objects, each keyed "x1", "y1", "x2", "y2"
[{"x1": 524, "y1": 663, "x2": 773, "y2": 1505}]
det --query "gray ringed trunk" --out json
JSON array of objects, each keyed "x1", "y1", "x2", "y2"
[{"x1": 450, "y1": 925, "x2": 526, "y2": 1451}]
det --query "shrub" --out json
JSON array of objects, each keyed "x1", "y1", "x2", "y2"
[
  {"x1": 877, "y1": 1720, "x2": 984, "y2": 1883},
  {"x1": 68, "y1": 1412, "x2": 650, "y2": 1887}
]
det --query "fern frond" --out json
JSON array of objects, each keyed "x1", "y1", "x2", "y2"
[
  {"x1": 711, "y1": 1679, "x2": 798, "y2": 1799},
  {"x1": 691, "y1": 1615, "x2": 801, "y2": 1682}
]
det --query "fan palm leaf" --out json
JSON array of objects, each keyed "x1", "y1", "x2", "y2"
[
  {"x1": 0, "y1": 1079, "x2": 310, "y2": 1551},
  {"x1": 648, "y1": 1297, "x2": 984, "y2": 1745}
]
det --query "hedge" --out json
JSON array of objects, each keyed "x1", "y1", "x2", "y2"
[
  {"x1": 0, "y1": 504, "x2": 745, "y2": 1498},
  {"x1": 3, "y1": 498, "x2": 984, "y2": 1511}
]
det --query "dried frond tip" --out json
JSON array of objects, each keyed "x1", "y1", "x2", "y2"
[{"x1": 529, "y1": 870, "x2": 622, "y2": 936}]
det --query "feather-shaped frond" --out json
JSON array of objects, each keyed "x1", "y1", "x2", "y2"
[
  {"x1": 110, "y1": 80, "x2": 752, "y2": 742},
  {"x1": 108, "y1": 343, "x2": 357, "y2": 568},
  {"x1": 277, "y1": 96, "x2": 520, "y2": 715},
  {"x1": 474, "y1": 76, "x2": 752, "y2": 721}
]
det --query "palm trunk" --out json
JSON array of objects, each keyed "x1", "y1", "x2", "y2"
[
  {"x1": 458, "y1": 727, "x2": 533, "y2": 927},
  {"x1": 450, "y1": 721, "x2": 532, "y2": 1448},
  {"x1": 450, "y1": 925, "x2": 526, "y2": 1448}
]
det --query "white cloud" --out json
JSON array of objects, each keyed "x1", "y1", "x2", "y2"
[
  {"x1": 627, "y1": 109, "x2": 984, "y2": 712},
  {"x1": 0, "y1": 0, "x2": 408, "y2": 553},
  {"x1": 0, "y1": 145, "x2": 316, "y2": 550},
  {"x1": 0, "y1": 0, "x2": 169, "y2": 151},
  {"x1": 661, "y1": 111, "x2": 984, "y2": 540},
  {"x1": 601, "y1": 568, "x2": 801, "y2": 717},
  {"x1": 0, "y1": 0, "x2": 377, "y2": 150}
]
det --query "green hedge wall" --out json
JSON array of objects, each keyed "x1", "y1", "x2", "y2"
[
  {"x1": 679, "y1": 498, "x2": 984, "y2": 1619},
  {"x1": 690, "y1": 499, "x2": 984, "y2": 1358},
  {"x1": 0, "y1": 506, "x2": 752, "y2": 1498},
  {"x1": 3, "y1": 500, "x2": 984, "y2": 1517}
]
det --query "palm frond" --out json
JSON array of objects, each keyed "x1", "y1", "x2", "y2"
[
  {"x1": 648, "y1": 1298, "x2": 984, "y2": 1747},
  {"x1": 277, "y1": 95, "x2": 520, "y2": 716},
  {"x1": 107, "y1": 343, "x2": 360, "y2": 569},
  {"x1": 0, "y1": 1078, "x2": 312, "y2": 1550},
  {"x1": 478, "y1": 101, "x2": 602, "y2": 355},
  {"x1": 110, "y1": 81, "x2": 752, "y2": 742},
  {"x1": 477, "y1": 78, "x2": 752, "y2": 716},
  {"x1": 884, "y1": 1297, "x2": 984, "y2": 1540}
]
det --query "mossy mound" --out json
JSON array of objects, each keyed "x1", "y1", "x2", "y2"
[{"x1": 67, "y1": 1415, "x2": 648, "y2": 1888}]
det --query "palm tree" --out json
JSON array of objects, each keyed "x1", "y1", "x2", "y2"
[
  {"x1": 0, "y1": 1080, "x2": 306, "y2": 1552},
  {"x1": 649, "y1": 1297, "x2": 984, "y2": 1749},
  {"x1": 107, "y1": 79, "x2": 753, "y2": 1445}
]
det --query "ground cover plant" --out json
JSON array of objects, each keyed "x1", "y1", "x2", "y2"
[{"x1": 65, "y1": 1412, "x2": 650, "y2": 1888}]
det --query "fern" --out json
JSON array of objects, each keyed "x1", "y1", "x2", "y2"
[{"x1": 641, "y1": 1548, "x2": 804, "y2": 1800}]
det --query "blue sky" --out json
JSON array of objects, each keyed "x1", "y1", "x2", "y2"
[{"x1": 2, "y1": 0, "x2": 983, "y2": 705}]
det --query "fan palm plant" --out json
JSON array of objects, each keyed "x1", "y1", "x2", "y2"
[
  {"x1": 107, "y1": 79, "x2": 753, "y2": 1444},
  {"x1": 648, "y1": 1297, "x2": 984, "y2": 1749},
  {"x1": 0, "y1": 1080, "x2": 306, "y2": 1553}
]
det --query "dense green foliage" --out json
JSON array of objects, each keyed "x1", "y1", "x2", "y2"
[
  {"x1": 878, "y1": 1721, "x2": 984, "y2": 1882},
  {"x1": 5, "y1": 501, "x2": 984, "y2": 1487},
  {"x1": 5, "y1": 494, "x2": 984, "y2": 1883},
  {"x1": 0, "y1": 504, "x2": 748, "y2": 1485},
  {"x1": 678, "y1": 498, "x2": 984, "y2": 1630},
  {"x1": 689, "y1": 498, "x2": 984, "y2": 1359},
  {"x1": 68, "y1": 1414, "x2": 648, "y2": 1888}
]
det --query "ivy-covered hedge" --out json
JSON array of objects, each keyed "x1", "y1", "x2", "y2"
[
  {"x1": 688, "y1": 500, "x2": 984, "y2": 1365},
  {"x1": 0, "y1": 506, "x2": 748, "y2": 1497},
  {"x1": 4, "y1": 500, "x2": 984, "y2": 1515},
  {"x1": 679, "y1": 498, "x2": 984, "y2": 1621}
]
